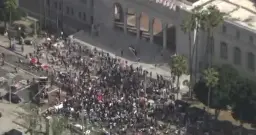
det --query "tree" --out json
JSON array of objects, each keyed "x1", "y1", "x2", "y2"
[
  {"x1": 229, "y1": 79, "x2": 256, "y2": 135},
  {"x1": 19, "y1": 104, "x2": 43, "y2": 135},
  {"x1": 194, "y1": 64, "x2": 256, "y2": 125},
  {"x1": 194, "y1": 80, "x2": 208, "y2": 104},
  {"x1": 51, "y1": 116, "x2": 68, "y2": 135},
  {"x1": 230, "y1": 79, "x2": 256, "y2": 124},
  {"x1": 181, "y1": 9, "x2": 199, "y2": 97},
  {"x1": 198, "y1": 5, "x2": 225, "y2": 67},
  {"x1": 194, "y1": 65, "x2": 233, "y2": 110},
  {"x1": 203, "y1": 67, "x2": 219, "y2": 109},
  {"x1": 4, "y1": 0, "x2": 18, "y2": 27},
  {"x1": 170, "y1": 55, "x2": 188, "y2": 98}
]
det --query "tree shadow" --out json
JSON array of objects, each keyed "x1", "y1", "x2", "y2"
[{"x1": 184, "y1": 105, "x2": 256, "y2": 134}]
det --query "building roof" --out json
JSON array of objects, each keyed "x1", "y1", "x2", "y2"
[{"x1": 180, "y1": 0, "x2": 256, "y2": 33}]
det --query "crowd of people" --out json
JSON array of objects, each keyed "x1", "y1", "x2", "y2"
[{"x1": 24, "y1": 35, "x2": 211, "y2": 135}]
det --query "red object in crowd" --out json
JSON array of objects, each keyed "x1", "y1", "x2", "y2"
[
  {"x1": 97, "y1": 94, "x2": 103, "y2": 102},
  {"x1": 41, "y1": 64, "x2": 49, "y2": 70},
  {"x1": 30, "y1": 58, "x2": 38, "y2": 64}
]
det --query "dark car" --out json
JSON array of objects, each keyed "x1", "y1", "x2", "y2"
[
  {"x1": 3, "y1": 92, "x2": 22, "y2": 104},
  {"x1": 24, "y1": 39, "x2": 33, "y2": 45},
  {"x1": 4, "y1": 129, "x2": 22, "y2": 135}
]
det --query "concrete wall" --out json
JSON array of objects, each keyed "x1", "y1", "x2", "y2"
[{"x1": 212, "y1": 21, "x2": 256, "y2": 79}]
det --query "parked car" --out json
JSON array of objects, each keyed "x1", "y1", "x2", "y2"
[
  {"x1": 3, "y1": 92, "x2": 22, "y2": 104},
  {"x1": 24, "y1": 39, "x2": 33, "y2": 45}
]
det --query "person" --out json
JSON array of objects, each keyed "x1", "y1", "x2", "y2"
[
  {"x1": 21, "y1": 45, "x2": 24, "y2": 52},
  {"x1": 129, "y1": 45, "x2": 137, "y2": 56},
  {"x1": 1, "y1": 53, "x2": 4, "y2": 66},
  {"x1": 38, "y1": 36, "x2": 195, "y2": 135},
  {"x1": 120, "y1": 49, "x2": 123, "y2": 57}
]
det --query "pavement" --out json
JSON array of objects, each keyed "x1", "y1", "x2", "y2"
[
  {"x1": 0, "y1": 64, "x2": 36, "y2": 102},
  {"x1": 0, "y1": 102, "x2": 29, "y2": 135},
  {"x1": 0, "y1": 35, "x2": 47, "y2": 77}
]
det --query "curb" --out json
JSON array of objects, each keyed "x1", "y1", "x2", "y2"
[{"x1": 0, "y1": 44, "x2": 26, "y2": 58}]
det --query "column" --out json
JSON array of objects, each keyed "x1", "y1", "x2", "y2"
[
  {"x1": 136, "y1": 13, "x2": 141, "y2": 39},
  {"x1": 149, "y1": 18, "x2": 154, "y2": 44},
  {"x1": 123, "y1": 8, "x2": 128, "y2": 34},
  {"x1": 43, "y1": 0, "x2": 47, "y2": 29},
  {"x1": 162, "y1": 22, "x2": 167, "y2": 49},
  {"x1": 86, "y1": 0, "x2": 92, "y2": 25},
  {"x1": 112, "y1": 4, "x2": 116, "y2": 29}
]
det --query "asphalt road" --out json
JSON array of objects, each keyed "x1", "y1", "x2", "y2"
[
  {"x1": 0, "y1": 65, "x2": 34, "y2": 102},
  {"x1": 0, "y1": 47, "x2": 47, "y2": 77}
]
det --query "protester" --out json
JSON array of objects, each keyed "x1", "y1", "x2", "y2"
[{"x1": 27, "y1": 35, "x2": 205, "y2": 135}]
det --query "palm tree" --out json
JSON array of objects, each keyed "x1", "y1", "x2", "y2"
[
  {"x1": 181, "y1": 8, "x2": 200, "y2": 98},
  {"x1": 170, "y1": 55, "x2": 188, "y2": 99},
  {"x1": 4, "y1": 0, "x2": 18, "y2": 28},
  {"x1": 4, "y1": 0, "x2": 18, "y2": 48},
  {"x1": 51, "y1": 116, "x2": 68, "y2": 135},
  {"x1": 199, "y1": 5, "x2": 225, "y2": 68},
  {"x1": 203, "y1": 67, "x2": 219, "y2": 109},
  {"x1": 19, "y1": 104, "x2": 42, "y2": 135}
]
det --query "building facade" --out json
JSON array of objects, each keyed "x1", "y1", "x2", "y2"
[
  {"x1": 19, "y1": 0, "x2": 94, "y2": 34},
  {"x1": 19, "y1": 0, "x2": 256, "y2": 79}
]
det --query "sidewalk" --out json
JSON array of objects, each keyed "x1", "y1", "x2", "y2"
[{"x1": 0, "y1": 35, "x2": 34, "y2": 58}]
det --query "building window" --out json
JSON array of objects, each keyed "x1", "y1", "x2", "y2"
[
  {"x1": 71, "y1": 8, "x2": 74, "y2": 15},
  {"x1": 233, "y1": 47, "x2": 241, "y2": 65},
  {"x1": 83, "y1": 13, "x2": 86, "y2": 21},
  {"x1": 46, "y1": 0, "x2": 50, "y2": 6},
  {"x1": 220, "y1": 42, "x2": 228, "y2": 59},
  {"x1": 222, "y1": 25, "x2": 226, "y2": 33},
  {"x1": 78, "y1": 12, "x2": 82, "y2": 19},
  {"x1": 249, "y1": 36, "x2": 253, "y2": 43},
  {"x1": 54, "y1": 2, "x2": 57, "y2": 9},
  {"x1": 236, "y1": 30, "x2": 240, "y2": 39},
  {"x1": 66, "y1": 7, "x2": 69, "y2": 14},
  {"x1": 248, "y1": 52, "x2": 255, "y2": 71}
]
